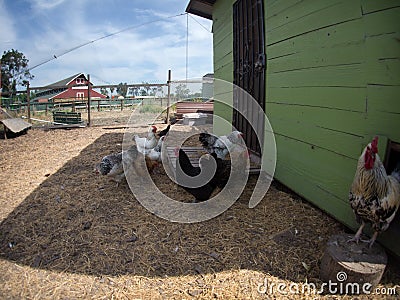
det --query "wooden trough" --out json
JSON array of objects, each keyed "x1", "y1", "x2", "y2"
[{"x1": 0, "y1": 118, "x2": 32, "y2": 138}]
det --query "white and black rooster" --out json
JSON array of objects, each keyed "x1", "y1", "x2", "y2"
[{"x1": 348, "y1": 136, "x2": 400, "y2": 248}]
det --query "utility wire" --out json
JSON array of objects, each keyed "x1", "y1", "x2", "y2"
[
  {"x1": 188, "y1": 14, "x2": 212, "y2": 33},
  {"x1": 26, "y1": 12, "x2": 187, "y2": 74}
]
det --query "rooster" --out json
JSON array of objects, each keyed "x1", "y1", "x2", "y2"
[
  {"x1": 95, "y1": 146, "x2": 139, "y2": 186},
  {"x1": 348, "y1": 136, "x2": 400, "y2": 248},
  {"x1": 199, "y1": 130, "x2": 245, "y2": 159},
  {"x1": 133, "y1": 125, "x2": 157, "y2": 154}
]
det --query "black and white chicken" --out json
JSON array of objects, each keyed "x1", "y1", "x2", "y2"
[
  {"x1": 199, "y1": 130, "x2": 245, "y2": 159},
  {"x1": 95, "y1": 146, "x2": 139, "y2": 186}
]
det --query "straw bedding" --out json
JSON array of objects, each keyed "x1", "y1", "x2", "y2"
[{"x1": 0, "y1": 126, "x2": 398, "y2": 299}]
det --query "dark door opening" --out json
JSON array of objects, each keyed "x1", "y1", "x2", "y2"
[{"x1": 233, "y1": 0, "x2": 266, "y2": 157}]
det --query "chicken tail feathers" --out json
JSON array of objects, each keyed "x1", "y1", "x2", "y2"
[{"x1": 391, "y1": 161, "x2": 400, "y2": 183}]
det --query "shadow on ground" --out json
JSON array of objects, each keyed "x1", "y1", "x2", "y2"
[{"x1": 0, "y1": 132, "x2": 398, "y2": 286}]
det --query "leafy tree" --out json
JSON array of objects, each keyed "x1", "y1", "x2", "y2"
[
  {"x1": 1, "y1": 49, "x2": 34, "y2": 97},
  {"x1": 100, "y1": 87, "x2": 109, "y2": 97},
  {"x1": 175, "y1": 84, "x2": 190, "y2": 99},
  {"x1": 117, "y1": 82, "x2": 128, "y2": 97},
  {"x1": 139, "y1": 88, "x2": 148, "y2": 96}
]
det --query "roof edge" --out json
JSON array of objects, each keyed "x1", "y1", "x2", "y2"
[{"x1": 186, "y1": 0, "x2": 216, "y2": 20}]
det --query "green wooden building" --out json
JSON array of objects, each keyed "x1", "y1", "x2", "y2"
[{"x1": 186, "y1": 0, "x2": 400, "y2": 256}]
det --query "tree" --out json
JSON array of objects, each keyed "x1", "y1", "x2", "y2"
[
  {"x1": 175, "y1": 84, "x2": 190, "y2": 99},
  {"x1": 1, "y1": 49, "x2": 34, "y2": 97},
  {"x1": 117, "y1": 82, "x2": 128, "y2": 97},
  {"x1": 100, "y1": 87, "x2": 109, "y2": 98}
]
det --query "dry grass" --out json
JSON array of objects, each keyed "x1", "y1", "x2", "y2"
[{"x1": 0, "y1": 125, "x2": 399, "y2": 299}]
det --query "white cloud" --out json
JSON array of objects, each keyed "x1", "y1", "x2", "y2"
[
  {"x1": 31, "y1": 0, "x2": 66, "y2": 10},
  {"x1": 11, "y1": 1, "x2": 213, "y2": 87},
  {"x1": 0, "y1": 0, "x2": 17, "y2": 48}
]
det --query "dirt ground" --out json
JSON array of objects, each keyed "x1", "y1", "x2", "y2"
[{"x1": 0, "y1": 123, "x2": 399, "y2": 299}]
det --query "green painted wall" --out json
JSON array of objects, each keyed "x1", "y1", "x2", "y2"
[{"x1": 211, "y1": 0, "x2": 400, "y2": 255}]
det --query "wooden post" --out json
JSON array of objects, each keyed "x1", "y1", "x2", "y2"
[
  {"x1": 121, "y1": 98, "x2": 123, "y2": 111},
  {"x1": 166, "y1": 70, "x2": 171, "y2": 124},
  {"x1": 87, "y1": 74, "x2": 91, "y2": 126},
  {"x1": 97, "y1": 99, "x2": 100, "y2": 111},
  {"x1": 27, "y1": 82, "x2": 31, "y2": 122}
]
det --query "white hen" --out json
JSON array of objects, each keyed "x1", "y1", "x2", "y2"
[
  {"x1": 213, "y1": 131, "x2": 245, "y2": 159},
  {"x1": 133, "y1": 125, "x2": 158, "y2": 154}
]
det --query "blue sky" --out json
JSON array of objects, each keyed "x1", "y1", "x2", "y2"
[{"x1": 0, "y1": 0, "x2": 213, "y2": 87}]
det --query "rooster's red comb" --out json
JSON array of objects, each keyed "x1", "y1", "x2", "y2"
[{"x1": 371, "y1": 136, "x2": 379, "y2": 154}]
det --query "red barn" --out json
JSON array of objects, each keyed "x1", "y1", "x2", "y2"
[{"x1": 34, "y1": 73, "x2": 106, "y2": 103}]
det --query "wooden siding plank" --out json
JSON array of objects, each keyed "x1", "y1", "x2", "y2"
[
  {"x1": 367, "y1": 85, "x2": 400, "y2": 114},
  {"x1": 214, "y1": 52, "x2": 233, "y2": 73},
  {"x1": 365, "y1": 33, "x2": 400, "y2": 60},
  {"x1": 214, "y1": 62, "x2": 233, "y2": 82},
  {"x1": 269, "y1": 117, "x2": 365, "y2": 159},
  {"x1": 267, "y1": 86, "x2": 366, "y2": 112},
  {"x1": 266, "y1": 103, "x2": 367, "y2": 138},
  {"x1": 267, "y1": 0, "x2": 352, "y2": 30},
  {"x1": 273, "y1": 135, "x2": 357, "y2": 207},
  {"x1": 267, "y1": 64, "x2": 365, "y2": 88},
  {"x1": 212, "y1": 1, "x2": 234, "y2": 32},
  {"x1": 365, "y1": 111, "x2": 400, "y2": 143},
  {"x1": 363, "y1": 7, "x2": 400, "y2": 37},
  {"x1": 267, "y1": 43, "x2": 365, "y2": 74},
  {"x1": 266, "y1": 1, "x2": 362, "y2": 45},
  {"x1": 265, "y1": 0, "x2": 303, "y2": 19},
  {"x1": 361, "y1": 0, "x2": 400, "y2": 14},
  {"x1": 214, "y1": 37, "x2": 232, "y2": 63},
  {"x1": 366, "y1": 59, "x2": 400, "y2": 86},
  {"x1": 267, "y1": 18, "x2": 364, "y2": 57}
]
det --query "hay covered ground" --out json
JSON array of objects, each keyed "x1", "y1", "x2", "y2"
[{"x1": 0, "y1": 124, "x2": 399, "y2": 299}]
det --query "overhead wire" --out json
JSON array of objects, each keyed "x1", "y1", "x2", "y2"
[{"x1": 26, "y1": 12, "x2": 187, "y2": 74}]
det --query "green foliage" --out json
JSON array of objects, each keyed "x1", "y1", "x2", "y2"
[
  {"x1": 138, "y1": 104, "x2": 163, "y2": 114},
  {"x1": 175, "y1": 84, "x2": 190, "y2": 99},
  {"x1": 1, "y1": 49, "x2": 34, "y2": 96},
  {"x1": 100, "y1": 87, "x2": 109, "y2": 97},
  {"x1": 116, "y1": 82, "x2": 128, "y2": 97}
]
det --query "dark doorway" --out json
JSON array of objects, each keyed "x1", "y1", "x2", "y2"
[{"x1": 233, "y1": 0, "x2": 266, "y2": 157}]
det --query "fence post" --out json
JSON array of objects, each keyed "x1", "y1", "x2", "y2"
[
  {"x1": 87, "y1": 74, "x2": 91, "y2": 126},
  {"x1": 27, "y1": 82, "x2": 31, "y2": 122},
  {"x1": 166, "y1": 70, "x2": 171, "y2": 124}
]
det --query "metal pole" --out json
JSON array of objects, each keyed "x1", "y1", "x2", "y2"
[
  {"x1": 27, "y1": 82, "x2": 31, "y2": 122},
  {"x1": 87, "y1": 74, "x2": 91, "y2": 126},
  {"x1": 166, "y1": 70, "x2": 171, "y2": 124}
]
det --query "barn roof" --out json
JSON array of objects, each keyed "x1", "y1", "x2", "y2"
[
  {"x1": 46, "y1": 73, "x2": 85, "y2": 87},
  {"x1": 186, "y1": 0, "x2": 215, "y2": 20}
]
